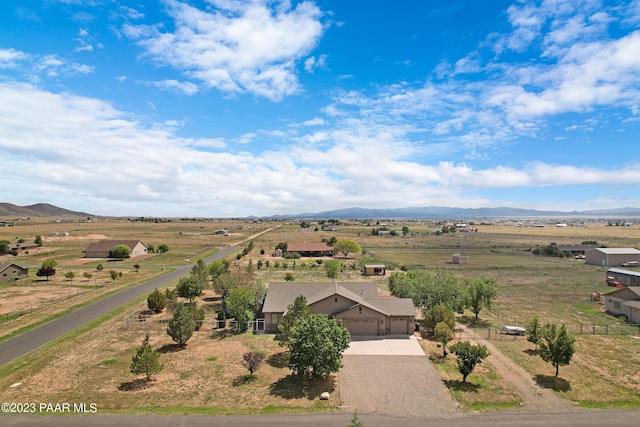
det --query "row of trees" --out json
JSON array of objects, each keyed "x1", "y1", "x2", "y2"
[{"x1": 389, "y1": 270, "x2": 498, "y2": 320}]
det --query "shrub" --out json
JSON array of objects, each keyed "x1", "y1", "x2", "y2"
[{"x1": 147, "y1": 288, "x2": 167, "y2": 313}]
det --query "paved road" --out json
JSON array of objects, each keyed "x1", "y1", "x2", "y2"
[
  {"x1": 0, "y1": 247, "x2": 236, "y2": 367},
  {"x1": 1, "y1": 409, "x2": 640, "y2": 427}
]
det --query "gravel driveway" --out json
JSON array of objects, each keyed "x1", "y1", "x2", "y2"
[{"x1": 338, "y1": 354, "x2": 459, "y2": 417}]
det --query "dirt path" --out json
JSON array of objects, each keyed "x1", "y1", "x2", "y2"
[{"x1": 459, "y1": 325, "x2": 577, "y2": 412}]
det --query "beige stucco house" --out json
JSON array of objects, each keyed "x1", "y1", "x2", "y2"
[
  {"x1": 262, "y1": 281, "x2": 416, "y2": 335},
  {"x1": 605, "y1": 286, "x2": 640, "y2": 324},
  {"x1": 83, "y1": 240, "x2": 148, "y2": 258},
  {"x1": 0, "y1": 263, "x2": 28, "y2": 282}
]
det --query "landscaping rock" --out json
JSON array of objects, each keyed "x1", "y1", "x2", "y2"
[{"x1": 320, "y1": 392, "x2": 330, "y2": 400}]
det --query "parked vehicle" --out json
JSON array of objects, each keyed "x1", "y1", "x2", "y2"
[{"x1": 500, "y1": 325, "x2": 526, "y2": 336}]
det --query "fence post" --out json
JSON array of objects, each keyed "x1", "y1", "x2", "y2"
[
  {"x1": 606, "y1": 324, "x2": 608, "y2": 335},
  {"x1": 593, "y1": 323, "x2": 595, "y2": 334}
]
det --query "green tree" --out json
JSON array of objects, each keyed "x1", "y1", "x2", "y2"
[
  {"x1": 188, "y1": 301, "x2": 206, "y2": 331},
  {"x1": 64, "y1": 271, "x2": 75, "y2": 281},
  {"x1": 390, "y1": 269, "x2": 466, "y2": 313},
  {"x1": 465, "y1": 276, "x2": 498, "y2": 320},
  {"x1": 284, "y1": 272, "x2": 295, "y2": 281},
  {"x1": 83, "y1": 272, "x2": 92, "y2": 280},
  {"x1": 224, "y1": 287, "x2": 255, "y2": 332},
  {"x1": 147, "y1": 288, "x2": 167, "y2": 313},
  {"x1": 96, "y1": 263, "x2": 104, "y2": 271},
  {"x1": 158, "y1": 243, "x2": 170, "y2": 253},
  {"x1": 277, "y1": 295, "x2": 313, "y2": 347},
  {"x1": 241, "y1": 351, "x2": 266, "y2": 378},
  {"x1": 191, "y1": 259, "x2": 210, "y2": 288},
  {"x1": 527, "y1": 316, "x2": 543, "y2": 351},
  {"x1": 423, "y1": 302, "x2": 455, "y2": 335},
  {"x1": 166, "y1": 303, "x2": 195, "y2": 346},
  {"x1": 434, "y1": 321, "x2": 454, "y2": 358},
  {"x1": 333, "y1": 239, "x2": 361, "y2": 258},
  {"x1": 109, "y1": 244, "x2": 131, "y2": 259},
  {"x1": 109, "y1": 270, "x2": 118, "y2": 281},
  {"x1": 287, "y1": 314, "x2": 351, "y2": 379},
  {"x1": 324, "y1": 259, "x2": 342, "y2": 282},
  {"x1": 538, "y1": 323, "x2": 576, "y2": 377},
  {"x1": 34, "y1": 235, "x2": 43, "y2": 247},
  {"x1": 449, "y1": 341, "x2": 489, "y2": 383},
  {"x1": 36, "y1": 258, "x2": 58, "y2": 281},
  {"x1": 130, "y1": 332, "x2": 163, "y2": 382},
  {"x1": 146, "y1": 243, "x2": 155, "y2": 253},
  {"x1": 176, "y1": 275, "x2": 204, "y2": 303},
  {"x1": 133, "y1": 263, "x2": 141, "y2": 273}
]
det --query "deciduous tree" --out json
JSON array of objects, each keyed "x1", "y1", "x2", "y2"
[
  {"x1": 449, "y1": 341, "x2": 489, "y2": 383},
  {"x1": 277, "y1": 295, "x2": 313, "y2": 347},
  {"x1": 157, "y1": 243, "x2": 169, "y2": 253},
  {"x1": 241, "y1": 351, "x2": 266, "y2": 378},
  {"x1": 527, "y1": 316, "x2": 542, "y2": 351},
  {"x1": 464, "y1": 276, "x2": 498, "y2": 320},
  {"x1": 434, "y1": 322, "x2": 454, "y2": 357},
  {"x1": 110, "y1": 244, "x2": 130, "y2": 259},
  {"x1": 333, "y1": 239, "x2": 361, "y2": 258},
  {"x1": 130, "y1": 333, "x2": 162, "y2": 382},
  {"x1": 191, "y1": 260, "x2": 209, "y2": 287},
  {"x1": 539, "y1": 323, "x2": 576, "y2": 377},
  {"x1": 176, "y1": 274, "x2": 204, "y2": 303},
  {"x1": 287, "y1": 314, "x2": 350, "y2": 379},
  {"x1": 36, "y1": 258, "x2": 58, "y2": 281},
  {"x1": 324, "y1": 259, "x2": 342, "y2": 281},
  {"x1": 423, "y1": 302, "x2": 455, "y2": 335}
]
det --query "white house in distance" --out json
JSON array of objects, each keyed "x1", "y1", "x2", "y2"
[
  {"x1": 83, "y1": 240, "x2": 148, "y2": 258},
  {"x1": 585, "y1": 248, "x2": 640, "y2": 267}
]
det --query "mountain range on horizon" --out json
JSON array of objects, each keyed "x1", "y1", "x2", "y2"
[{"x1": 2, "y1": 202, "x2": 640, "y2": 220}]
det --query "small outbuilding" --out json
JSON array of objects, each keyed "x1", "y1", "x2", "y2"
[
  {"x1": 363, "y1": 264, "x2": 386, "y2": 276},
  {"x1": 452, "y1": 254, "x2": 469, "y2": 264},
  {"x1": 585, "y1": 248, "x2": 640, "y2": 267}
]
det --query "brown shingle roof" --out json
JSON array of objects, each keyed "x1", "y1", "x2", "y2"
[
  {"x1": 286, "y1": 242, "x2": 333, "y2": 252},
  {"x1": 83, "y1": 240, "x2": 146, "y2": 252}
]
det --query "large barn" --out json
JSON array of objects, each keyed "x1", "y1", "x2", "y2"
[{"x1": 585, "y1": 248, "x2": 640, "y2": 267}]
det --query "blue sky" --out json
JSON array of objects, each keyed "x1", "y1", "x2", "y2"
[{"x1": 1, "y1": 0, "x2": 639, "y2": 217}]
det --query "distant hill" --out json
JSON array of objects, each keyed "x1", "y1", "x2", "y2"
[
  {"x1": 0, "y1": 203, "x2": 93, "y2": 218},
  {"x1": 276, "y1": 206, "x2": 640, "y2": 219}
]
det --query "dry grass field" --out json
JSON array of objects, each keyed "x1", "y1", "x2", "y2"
[{"x1": 1, "y1": 217, "x2": 640, "y2": 413}]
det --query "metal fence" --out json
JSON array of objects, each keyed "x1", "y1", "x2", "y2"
[{"x1": 1, "y1": 286, "x2": 103, "y2": 323}]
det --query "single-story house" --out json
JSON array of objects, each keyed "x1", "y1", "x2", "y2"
[
  {"x1": 557, "y1": 244, "x2": 600, "y2": 256},
  {"x1": 585, "y1": 248, "x2": 640, "y2": 267},
  {"x1": 83, "y1": 240, "x2": 148, "y2": 258},
  {"x1": 363, "y1": 264, "x2": 386, "y2": 276},
  {"x1": 9, "y1": 242, "x2": 39, "y2": 253},
  {"x1": 0, "y1": 263, "x2": 28, "y2": 282},
  {"x1": 604, "y1": 286, "x2": 640, "y2": 324},
  {"x1": 262, "y1": 281, "x2": 416, "y2": 335},
  {"x1": 606, "y1": 268, "x2": 640, "y2": 287},
  {"x1": 285, "y1": 242, "x2": 334, "y2": 257}
]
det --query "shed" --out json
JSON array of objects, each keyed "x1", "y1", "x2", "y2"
[
  {"x1": 452, "y1": 254, "x2": 469, "y2": 264},
  {"x1": 363, "y1": 264, "x2": 386, "y2": 277},
  {"x1": 605, "y1": 268, "x2": 640, "y2": 287}
]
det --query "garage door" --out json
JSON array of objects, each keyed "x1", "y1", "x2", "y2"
[
  {"x1": 343, "y1": 319, "x2": 378, "y2": 335},
  {"x1": 390, "y1": 318, "x2": 408, "y2": 334}
]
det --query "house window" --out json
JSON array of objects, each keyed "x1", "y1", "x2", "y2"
[
  {"x1": 335, "y1": 297, "x2": 338, "y2": 303},
  {"x1": 271, "y1": 313, "x2": 279, "y2": 324},
  {"x1": 614, "y1": 301, "x2": 621, "y2": 309},
  {"x1": 359, "y1": 307, "x2": 362, "y2": 314}
]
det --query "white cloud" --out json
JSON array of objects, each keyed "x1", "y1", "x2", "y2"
[
  {"x1": 0, "y1": 48, "x2": 29, "y2": 68},
  {"x1": 304, "y1": 54, "x2": 327, "y2": 73},
  {"x1": 302, "y1": 117, "x2": 325, "y2": 126},
  {"x1": 152, "y1": 79, "x2": 199, "y2": 95},
  {"x1": 124, "y1": 0, "x2": 325, "y2": 101}
]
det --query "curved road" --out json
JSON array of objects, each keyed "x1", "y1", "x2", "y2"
[{"x1": 0, "y1": 247, "x2": 237, "y2": 367}]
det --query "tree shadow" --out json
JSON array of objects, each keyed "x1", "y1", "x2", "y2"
[
  {"x1": 266, "y1": 352, "x2": 289, "y2": 368},
  {"x1": 523, "y1": 349, "x2": 538, "y2": 356},
  {"x1": 457, "y1": 314, "x2": 492, "y2": 328},
  {"x1": 157, "y1": 343, "x2": 186, "y2": 353},
  {"x1": 232, "y1": 374, "x2": 258, "y2": 387},
  {"x1": 269, "y1": 374, "x2": 335, "y2": 400},
  {"x1": 535, "y1": 374, "x2": 571, "y2": 392},
  {"x1": 444, "y1": 379, "x2": 481, "y2": 393},
  {"x1": 210, "y1": 329, "x2": 235, "y2": 340},
  {"x1": 117, "y1": 378, "x2": 153, "y2": 391},
  {"x1": 203, "y1": 296, "x2": 221, "y2": 302}
]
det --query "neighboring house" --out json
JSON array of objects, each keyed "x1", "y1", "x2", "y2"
[
  {"x1": 606, "y1": 268, "x2": 640, "y2": 287},
  {"x1": 9, "y1": 242, "x2": 39, "y2": 253},
  {"x1": 0, "y1": 263, "x2": 28, "y2": 282},
  {"x1": 262, "y1": 281, "x2": 416, "y2": 335},
  {"x1": 285, "y1": 243, "x2": 334, "y2": 257},
  {"x1": 83, "y1": 240, "x2": 148, "y2": 258},
  {"x1": 604, "y1": 286, "x2": 640, "y2": 324},
  {"x1": 585, "y1": 248, "x2": 640, "y2": 267},
  {"x1": 363, "y1": 264, "x2": 386, "y2": 277}
]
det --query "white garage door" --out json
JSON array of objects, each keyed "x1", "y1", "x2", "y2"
[
  {"x1": 390, "y1": 318, "x2": 408, "y2": 334},
  {"x1": 343, "y1": 319, "x2": 378, "y2": 335}
]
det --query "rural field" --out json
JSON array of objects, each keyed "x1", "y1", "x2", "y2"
[{"x1": 1, "y1": 217, "x2": 640, "y2": 414}]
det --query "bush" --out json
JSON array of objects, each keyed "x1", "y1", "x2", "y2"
[
  {"x1": 147, "y1": 288, "x2": 167, "y2": 313},
  {"x1": 188, "y1": 301, "x2": 205, "y2": 331}
]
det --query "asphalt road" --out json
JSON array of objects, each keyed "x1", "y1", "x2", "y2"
[
  {"x1": 0, "y1": 247, "x2": 236, "y2": 367},
  {"x1": 1, "y1": 409, "x2": 640, "y2": 427}
]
